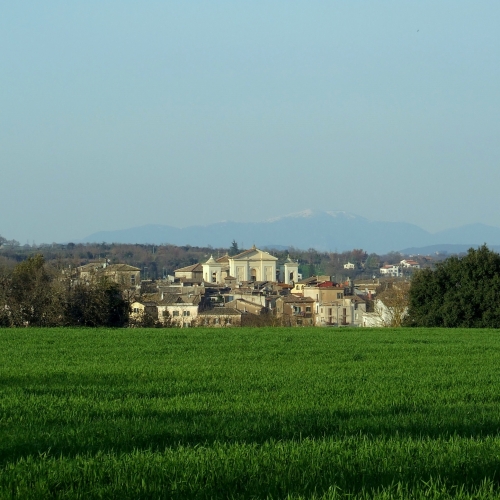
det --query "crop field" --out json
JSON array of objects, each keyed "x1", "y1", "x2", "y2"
[{"x1": 1, "y1": 328, "x2": 500, "y2": 499}]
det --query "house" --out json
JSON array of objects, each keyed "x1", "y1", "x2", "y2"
[
  {"x1": 197, "y1": 308, "x2": 242, "y2": 327},
  {"x1": 77, "y1": 261, "x2": 141, "y2": 287},
  {"x1": 275, "y1": 296, "x2": 315, "y2": 326},
  {"x1": 302, "y1": 282, "x2": 345, "y2": 304},
  {"x1": 129, "y1": 298, "x2": 158, "y2": 324},
  {"x1": 223, "y1": 287, "x2": 268, "y2": 308},
  {"x1": 290, "y1": 283, "x2": 306, "y2": 295},
  {"x1": 102, "y1": 264, "x2": 141, "y2": 287},
  {"x1": 344, "y1": 262, "x2": 355, "y2": 270},
  {"x1": 316, "y1": 295, "x2": 366, "y2": 327},
  {"x1": 379, "y1": 265, "x2": 401, "y2": 277},
  {"x1": 157, "y1": 293, "x2": 201, "y2": 327},
  {"x1": 400, "y1": 259, "x2": 420, "y2": 269},
  {"x1": 77, "y1": 261, "x2": 107, "y2": 281},
  {"x1": 174, "y1": 263, "x2": 203, "y2": 282},
  {"x1": 316, "y1": 301, "x2": 345, "y2": 326},
  {"x1": 362, "y1": 299, "x2": 403, "y2": 327},
  {"x1": 233, "y1": 298, "x2": 266, "y2": 315},
  {"x1": 291, "y1": 276, "x2": 336, "y2": 296},
  {"x1": 362, "y1": 286, "x2": 408, "y2": 327},
  {"x1": 354, "y1": 280, "x2": 379, "y2": 298},
  {"x1": 350, "y1": 295, "x2": 367, "y2": 326}
]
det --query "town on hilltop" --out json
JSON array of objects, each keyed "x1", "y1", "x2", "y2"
[{"x1": 71, "y1": 245, "x2": 427, "y2": 328}]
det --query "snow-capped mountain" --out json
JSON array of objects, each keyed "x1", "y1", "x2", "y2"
[{"x1": 81, "y1": 210, "x2": 500, "y2": 254}]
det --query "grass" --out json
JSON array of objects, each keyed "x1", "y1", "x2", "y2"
[{"x1": 1, "y1": 327, "x2": 500, "y2": 498}]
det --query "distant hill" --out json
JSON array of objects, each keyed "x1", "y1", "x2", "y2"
[
  {"x1": 81, "y1": 210, "x2": 500, "y2": 254},
  {"x1": 400, "y1": 244, "x2": 500, "y2": 255}
]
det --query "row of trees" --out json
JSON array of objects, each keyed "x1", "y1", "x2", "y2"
[
  {"x1": 1, "y1": 235, "x2": 436, "y2": 283},
  {"x1": 0, "y1": 255, "x2": 129, "y2": 327}
]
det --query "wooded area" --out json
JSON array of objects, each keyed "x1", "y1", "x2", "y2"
[{"x1": 0, "y1": 239, "x2": 420, "y2": 282}]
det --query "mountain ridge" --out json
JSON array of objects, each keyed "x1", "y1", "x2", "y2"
[{"x1": 80, "y1": 210, "x2": 500, "y2": 254}]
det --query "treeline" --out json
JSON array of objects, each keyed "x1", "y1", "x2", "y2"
[
  {"x1": 0, "y1": 238, "x2": 428, "y2": 281},
  {"x1": 0, "y1": 255, "x2": 128, "y2": 327}
]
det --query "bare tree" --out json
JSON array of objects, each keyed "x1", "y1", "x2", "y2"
[
  {"x1": 373, "y1": 281, "x2": 410, "y2": 327},
  {"x1": 7, "y1": 255, "x2": 65, "y2": 326}
]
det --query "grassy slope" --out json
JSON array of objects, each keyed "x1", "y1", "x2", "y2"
[{"x1": 1, "y1": 327, "x2": 500, "y2": 498}]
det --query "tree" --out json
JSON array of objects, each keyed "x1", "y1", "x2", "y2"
[
  {"x1": 374, "y1": 281, "x2": 410, "y2": 327},
  {"x1": 307, "y1": 263, "x2": 316, "y2": 278},
  {"x1": 229, "y1": 240, "x2": 239, "y2": 256},
  {"x1": 405, "y1": 245, "x2": 500, "y2": 328},
  {"x1": 0, "y1": 266, "x2": 11, "y2": 327},
  {"x1": 65, "y1": 279, "x2": 129, "y2": 327},
  {"x1": 8, "y1": 255, "x2": 64, "y2": 326},
  {"x1": 365, "y1": 253, "x2": 380, "y2": 270}
]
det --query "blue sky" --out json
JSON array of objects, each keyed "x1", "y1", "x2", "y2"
[{"x1": 1, "y1": 1, "x2": 499, "y2": 243}]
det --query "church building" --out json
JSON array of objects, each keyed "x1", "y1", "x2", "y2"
[{"x1": 202, "y1": 246, "x2": 278, "y2": 284}]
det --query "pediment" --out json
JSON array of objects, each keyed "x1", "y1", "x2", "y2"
[{"x1": 231, "y1": 248, "x2": 278, "y2": 262}]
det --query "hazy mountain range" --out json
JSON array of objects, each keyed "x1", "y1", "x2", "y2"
[{"x1": 81, "y1": 210, "x2": 500, "y2": 255}]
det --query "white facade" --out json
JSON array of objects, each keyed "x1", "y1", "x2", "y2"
[
  {"x1": 203, "y1": 255, "x2": 222, "y2": 283},
  {"x1": 380, "y1": 265, "x2": 401, "y2": 277},
  {"x1": 229, "y1": 247, "x2": 278, "y2": 282},
  {"x1": 202, "y1": 248, "x2": 278, "y2": 284},
  {"x1": 362, "y1": 299, "x2": 407, "y2": 327},
  {"x1": 279, "y1": 257, "x2": 299, "y2": 284},
  {"x1": 400, "y1": 259, "x2": 420, "y2": 269},
  {"x1": 157, "y1": 301, "x2": 199, "y2": 327},
  {"x1": 344, "y1": 262, "x2": 355, "y2": 270}
]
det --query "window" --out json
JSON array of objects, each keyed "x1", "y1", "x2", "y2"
[
  {"x1": 183, "y1": 310, "x2": 190, "y2": 316},
  {"x1": 337, "y1": 293, "x2": 342, "y2": 299},
  {"x1": 133, "y1": 307, "x2": 139, "y2": 313},
  {"x1": 236, "y1": 266, "x2": 244, "y2": 281},
  {"x1": 131, "y1": 275, "x2": 136, "y2": 286},
  {"x1": 215, "y1": 318, "x2": 219, "y2": 324},
  {"x1": 306, "y1": 307, "x2": 311, "y2": 312},
  {"x1": 173, "y1": 311, "x2": 179, "y2": 317}
]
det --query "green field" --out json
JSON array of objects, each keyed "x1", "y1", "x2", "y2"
[{"x1": 1, "y1": 328, "x2": 500, "y2": 499}]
